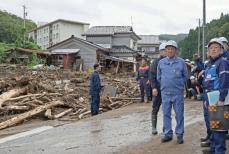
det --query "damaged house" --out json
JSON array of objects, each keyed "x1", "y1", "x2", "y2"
[
  {"x1": 137, "y1": 35, "x2": 160, "y2": 60},
  {"x1": 84, "y1": 26, "x2": 141, "y2": 72}
]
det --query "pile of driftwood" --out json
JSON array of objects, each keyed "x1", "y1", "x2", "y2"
[{"x1": 0, "y1": 66, "x2": 139, "y2": 130}]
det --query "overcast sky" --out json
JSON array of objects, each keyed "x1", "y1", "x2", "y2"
[{"x1": 0, "y1": 0, "x2": 228, "y2": 35}]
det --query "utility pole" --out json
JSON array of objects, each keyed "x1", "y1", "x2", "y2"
[
  {"x1": 202, "y1": 0, "x2": 206, "y2": 61},
  {"x1": 198, "y1": 19, "x2": 201, "y2": 55},
  {"x1": 23, "y1": 5, "x2": 27, "y2": 45}
]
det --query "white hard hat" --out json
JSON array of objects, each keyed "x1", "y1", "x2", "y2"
[
  {"x1": 219, "y1": 37, "x2": 228, "y2": 44},
  {"x1": 185, "y1": 59, "x2": 190, "y2": 63},
  {"x1": 190, "y1": 76, "x2": 195, "y2": 80},
  {"x1": 165, "y1": 40, "x2": 178, "y2": 48},
  {"x1": 159, "y1": 42, "x2": 167, "y2": 51},
  {"x1": 208, "y1": 38, "x2": 224, "y2": 49}
]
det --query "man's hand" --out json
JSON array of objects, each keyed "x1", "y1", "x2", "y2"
[
  {"x1": 152, "y1": 88, "x2": 158, "y2": 96},
  {"x1": 146, "y1": 80, "x2": 150, "y2": 85},
  {"x1": 217, "y1": 101, "x2": 224, "y2": 106}
]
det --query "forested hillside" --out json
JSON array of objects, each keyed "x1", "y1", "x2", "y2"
[{"x1": 179, "y1": 13, "x2": 229, "y2": 59}]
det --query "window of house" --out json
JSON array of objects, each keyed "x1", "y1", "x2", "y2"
[
  {"x1": 56, "y1": 24, "x2": 58, "y2": 30},
  {"x1": 56, "y1": 33, "x2": 59, "y2": 39}
]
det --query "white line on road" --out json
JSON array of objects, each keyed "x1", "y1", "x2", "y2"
[{"x1": 0, "y1": 126, "x2": 53, "y2": 144}]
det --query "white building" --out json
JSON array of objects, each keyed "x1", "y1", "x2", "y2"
[{"x1": 28, "y1": 19, "x2": 90, "y2": 50}]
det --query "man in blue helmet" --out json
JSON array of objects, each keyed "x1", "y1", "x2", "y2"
[
  {"x1": 202, "y1": 38, "x2": 229, "y2": 154},
  {"x1": 157, "y1": 40, "x2": 188, "y2": 144},
  {"x1": 149, "y1": 42, "x2": 166, "y2": 135}
]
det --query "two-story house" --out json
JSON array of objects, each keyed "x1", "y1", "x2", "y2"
[
  {"x1": 28, "y1": 19, "x2": 90, "y2": 50},
  {"x1": 137, "y1": 35, "x2": 160, "y2": 60},
  {"x1": 84, "y1": 26, "x2": 141, "y2": 72}
]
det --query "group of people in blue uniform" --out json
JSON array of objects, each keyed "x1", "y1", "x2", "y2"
[
  {"x1": 89, "y1": 36, "x2": 229, "y2": 154},
  {"x1": 200, "y1": 37, "x2": 229, "y2": 154},
  {"x1": 135, "y1": 37, "x2": 229, "y2": 154}
]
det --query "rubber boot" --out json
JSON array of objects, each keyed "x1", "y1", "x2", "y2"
[
  {"x1": 200, "y1": 133, "x2": 211, "y2": 142},
  {"x1": 152, "y1": 115, "x2": 158, "y2": 135}
]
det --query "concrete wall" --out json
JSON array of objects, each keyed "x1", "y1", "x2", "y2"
[
  {"x1": 36, "y1": 26, "x2": 50, "y2": 50},
  {"x1": 28, "y1": 21, "x2": 89, "y2": 50},
  {"x1": 59, "y1": 22, "x2": 88, "y2": 42}
]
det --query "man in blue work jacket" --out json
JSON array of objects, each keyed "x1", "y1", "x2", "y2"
[
  {"x1": 219, "y1": 37, "x2": 229, "y2": 140},
  {"x1": 89, "y1": 64, "x2": 102, "y2": 116},
  {"x1": 202, "y1": 38, "x2": 229, "y2": 154},
  {"x1": 149, "y1": 42, "x2": 166, "y2": 135},
  {"x1": 137, "y1": 59, "x2": 151, "y2": 102},
  {"x1": 157, "y1": 40, "x2": 188, "y2": 144}
]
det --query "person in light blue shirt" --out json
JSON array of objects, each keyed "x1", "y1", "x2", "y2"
[{"x1": 157, "y1": 40, "x2": 188, "y2": 144}]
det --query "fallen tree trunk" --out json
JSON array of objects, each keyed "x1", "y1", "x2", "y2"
[
  {"x1": 1, "y1": 105, "x2": 30, "y2": 111},
  {"x1": 0, "y1": 101, "x2": 63, "y2": 130},
  {"x1": 110, "y1": 97, "x2": 141, "y2": 100},
  {"x1": 4, "y1": 93, "x2": 62, "y2": 102},
  {"x1": 79, "y1": 111, "x2": 91, "y2": 119},
  {"x1": 53, "y1": 108, "x2": 73, "y2": 119},
  {"x1": 0, "y1": 87, "x2": 27, "y2": 108}
]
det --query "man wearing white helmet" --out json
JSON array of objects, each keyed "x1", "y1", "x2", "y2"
[
  {"x1": 219, "y1": 37, "x2": 229, "y2": 140},
  {"x1": 157, "y1": 40, "x2": 188, "y2": 144},
  {"x1": 149, "y1": 42, "x2": 166, "y2": 135},
  {"x1": 219, "y1": 37, "x2": 229, "y2": 59},
  {"x1": 201, "y1": 38, "x2": 229, "y2": 154}
]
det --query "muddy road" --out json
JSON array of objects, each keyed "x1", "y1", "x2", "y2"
[{"x1": 0, "y1": 100, "x2": 228, "y2": 154}]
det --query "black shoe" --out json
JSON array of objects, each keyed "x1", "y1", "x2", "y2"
[
  {"x1": 201, "y1": 140, "x2": 210, "y2": 147},
  {"x1": 177, "y1": 137, "x2": 184, "y2": 144},
  {"x1": 200, "y1": 134, "x2": 211, "y2": 142},
  {"x1": 161, "y1": 136, "x2": 172, "y2": 143},
  {"x1": 202, "y1": 148, "x2": 214, "y2": 154}
]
